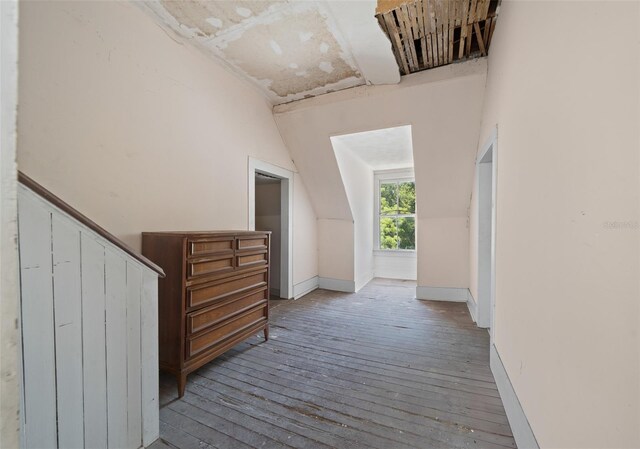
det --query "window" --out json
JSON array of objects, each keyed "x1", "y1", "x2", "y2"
[{"x1": 376, "y1": 172, "x2": 416, "y2": 251}]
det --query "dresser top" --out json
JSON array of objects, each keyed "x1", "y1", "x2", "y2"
[{"x1": 142, "y1": 230, "x2": 271, "y2": 237}]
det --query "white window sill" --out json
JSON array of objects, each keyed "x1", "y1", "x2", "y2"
[{"x1": 373, "y1": 249, "x2": 417, "y2": 258}]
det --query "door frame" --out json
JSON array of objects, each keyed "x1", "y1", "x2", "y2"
[
  {"x1": 476, "y1": 127, "x2": 498, "y2": 339},
  {"x1": 1, "y1": 1, "x2": 22, "y2": 447},
  {"x1": 248, "y1": 157, "x2": 294, "y2": 299}
]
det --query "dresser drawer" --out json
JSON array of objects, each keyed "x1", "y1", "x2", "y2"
[
  {"x1": 237, "y1": 235, "x2": 268, "y2": 251},
  {"x1": 188, "y1": 254, "x2": 234, "y2": 279},
  {"x1": 187, "y1": 287, "x2": 268, "y2": 335},
  {"x1": 236, "y1": 250, "x2": 268, "y2": 269},
  {"x1": 187, "y1": 269, "x2": 268, "y2": 309},
  {"x1": 188, "y1": 237, "x2": 234, "y2": 258},
  {"x1": 187, "y1": 306, "x2": 267, "y2": 358}
]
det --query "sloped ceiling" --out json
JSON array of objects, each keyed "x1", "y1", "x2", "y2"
[
  {"x1": 273, "y1": 59, "x2": 487, "y2": 221},
  {"x1": 331, "y1": 125, "x2": 414, "y2": 170},
  {"x1": 137, "y1": 1, "x2": 400, "y2": 104}
]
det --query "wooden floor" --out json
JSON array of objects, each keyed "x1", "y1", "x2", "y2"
[{"x1": 158, "y1": 278, "x2": 516, "y2": 449}]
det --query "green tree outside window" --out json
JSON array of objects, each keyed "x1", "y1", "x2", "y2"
[{"x1": 379, "y1": 180, "x2": 415, "y2": 250}]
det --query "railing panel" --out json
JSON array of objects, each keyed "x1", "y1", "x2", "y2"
[
  {"x1": 105, "y1": 249, "x2": 128, "y2": 449},
  {"x1": 18, "y1": 189, "x2": 57, "y2": 449},
  {"x1": 80, "y1": 233, "x2": 109, "y2": 449},
  {"x1": 18, "y1": 184, "x2": 160, "y2": 449},
  {"x1": 141, "y1": 270, "x2": 159, "y2": 447},
  {"x1": 126, "y1": 262, "x2": 143, "y2": 449},
  {"x1": 51, "y1": 214, "x2": 84, "y2": 448}
]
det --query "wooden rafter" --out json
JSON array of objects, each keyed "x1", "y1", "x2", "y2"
[{"x1": 375, "y1": 0, "x2": 501, "y2": 75}]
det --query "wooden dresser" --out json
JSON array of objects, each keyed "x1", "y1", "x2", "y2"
[{"x1": 141, "y1": 231, "x2": 270, "y2": 397}]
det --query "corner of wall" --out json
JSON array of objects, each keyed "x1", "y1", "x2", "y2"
[
  {"x1": 415, "y1": 286, "x2": 469, "y2": 302},
  {"x1": 466, "y1": 289, "x2": 477, "y2": 322},
  {"x1": 490, "y1": 345, "x2": 539, "y2": 449}
]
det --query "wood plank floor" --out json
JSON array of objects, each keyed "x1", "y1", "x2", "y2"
[{"x1": 158, "y1": 278, "x2": 516, "y2": 449}]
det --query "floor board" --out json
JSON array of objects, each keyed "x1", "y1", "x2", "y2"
[{"x1": 159, "y1": 278, "x2": 516, "y2": 448}]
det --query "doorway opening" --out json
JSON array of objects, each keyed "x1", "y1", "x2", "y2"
[
  {"x1": 255, "y1": 173, "x2": 282, "y2": 298},
  {"x1": 476, "y1": 130, "x2": 497, "y2": 334},
  {"x1": 330, "y1": 125, "x2": 417, "y2": 285},
  {"x1": 248, "y1": 158, "x2": 293, "y2": 299}
]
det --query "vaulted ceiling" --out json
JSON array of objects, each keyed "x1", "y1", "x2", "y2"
[{"x1": 137, "y1": 1, "x2": 401, "y2": 104}]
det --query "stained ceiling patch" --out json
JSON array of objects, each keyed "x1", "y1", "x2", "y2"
[
  {"x1": 159, "y1": 1, "x2": 283, "y2": 38},
  {"x1": 140, "y1": 1, "x2": 366, "y2": 104},
  {"x1": 218, "y1": 9, "x2": 360, "y2": 98}
]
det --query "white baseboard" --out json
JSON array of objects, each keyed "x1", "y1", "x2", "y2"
[
  {"x1": 293, "y1": 276, "x2": 319, "y2": 299},
  {"x1": 467, "y1": 290, "x2": 477, "y2": 322},
  {"x1": 355, "y1": 272, "x2": 374, "y2": 292},
  {"x1": 416, "y1": 286, "x2": 469, "y2": 302},
  {"x1": 318, "y1": 277, "x2": 356, "y2": 293},
  {"x1": 490, "y1": 345, "x2": 539, "y2": 449},
  {"x1": 270, "y1": 287, "x2": 280, "y2": 297}
]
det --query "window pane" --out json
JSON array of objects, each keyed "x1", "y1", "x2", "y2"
[
  {"x1": 398, "y1": 182, "x2": 416, "y2": 214},
  {"x1": 379, "y1": 217, "x2": 398, "y2": 249},
  {"x1": 380, "y1": 182, "x2": 398, "y2": 215},
  {"x1": 397, "y1": 217, "x2": 416, "y2": 250}
]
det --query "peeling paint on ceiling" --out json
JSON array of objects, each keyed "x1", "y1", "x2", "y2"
[
  {"x1": 159, "y1": 1, "x2": 281, "y2": 38},
  {"x1": 138, "y1": 1, "x2": 368, "y2": 104}
]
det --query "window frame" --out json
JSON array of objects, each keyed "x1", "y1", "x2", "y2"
[{"x1": 374, "y1": 168, "x2": 416, "y2": 254}]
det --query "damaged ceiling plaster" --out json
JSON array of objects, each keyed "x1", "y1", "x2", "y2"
[{"x1": 137, "y1": 1, "x2": 400, "y2": 104}]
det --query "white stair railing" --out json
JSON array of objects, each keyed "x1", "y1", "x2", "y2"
[{"x1": 17, "y1": 175, "x2": 164, "y2": 449}]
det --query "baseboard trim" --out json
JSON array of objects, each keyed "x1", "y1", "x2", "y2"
[
  {"x1": 318, "y1": 277, "x2": 356, "y2": 293},
  {"x1": 270, "y1": 287, "x2": 280, "y2": 297},
  {"x1": 355, "y1": 272, "x2": 375, "y2": 292},
  {"x1": 293, "y1": 276, "x2": 319, "y2": 299},
  {"x1": 467, "y1": 290, "x2": 477, "y2": 322},
  {"x1": 490, "y1": 345, "x2": 539, "y2": 449},
  {"x1": 416, "y1": 286, "x2": 469, "y2": 302}
]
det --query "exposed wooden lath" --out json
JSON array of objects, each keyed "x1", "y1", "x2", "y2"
[{"x1": 375, "y1": 0, "x2": 500, "y2": 75}]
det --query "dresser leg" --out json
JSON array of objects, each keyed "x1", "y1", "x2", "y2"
[
  {"x1": 177, "y1": 372, "x2": 187, "y2": 398},
  {"x1": 263, "y1": 325, "x2": 269, "y2": 341}
]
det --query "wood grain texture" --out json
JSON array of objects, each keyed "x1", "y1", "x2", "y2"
[
  {"x1": 375, "y1": 0, "x2": 501, "y2": 74},
  {"x1": 105, "y1": 249, "x2": 128, "y2": 449},
  {"x1": 143, "y1": 231, "x2": 271, "y2": 398},
  {"x1": 159, "y1": 279, "x2": 515, "y2": 449},
  {"x1": 18, "y1": 185, "x2": 160, "y2": 449},
  {"x1": 80, "y1": 234, "x2": 109, "y2": 449},
  {"x1": 126, "y1": 262, "x2": 143, "y2": 449},
  {"x1": 18, "y1": 191, "x2": 57, "y2": 449},
  {"x1": 51, "y1": 215, "x2": 84, "y2": 449},
  {"x1": 141, "y1": 270, "x2": 161, "y2": 447}
]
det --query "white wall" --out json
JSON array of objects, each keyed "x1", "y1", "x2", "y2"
[
  {"x1": 292, "y1": 173, "x2": 318, "y2": 287},
  {"x1": 255, "y1": 180, "x2": 281, "y2": 292},
  {"x1": 470, "y1": 2, "x2": 640, "y2": 447},
  {"x1": 317, "y1": 219, "x2": 354, "y2": 284},
  {"x1": 0, "y1": 1, "x2": 20, "y2": 447},
  {"x1": 16, "y1": 0, "x2": 317, "y2": 286},
  {"x1": 275, "y1": 60, "x2": 486, "y2": 290},
  {"x1": 333, "y1": 141, "x2": 374, "y2": 290},
  {"x1": 374, "y1": 252, "x2": 417, "y2": 280}
]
